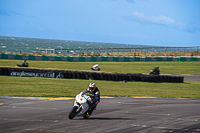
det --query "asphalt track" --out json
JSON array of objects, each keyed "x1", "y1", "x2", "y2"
[
  {"x1": 174, "y1": 75, "x2": 200, "y2": 81},
  {"x1": 0, "y1": 96, "x2": 200, "y2": 133},
  {"x1": 0, "y1": 75, "x2": 200, "y2": 133}
]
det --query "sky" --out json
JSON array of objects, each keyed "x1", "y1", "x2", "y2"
[{"x1": 0, "y1": 0, "x2": 200, "y2": 47}]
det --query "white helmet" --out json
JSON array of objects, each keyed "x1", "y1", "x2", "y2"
[{"x1": 89, "y1": 83, "x2": 96, "y2": 92}]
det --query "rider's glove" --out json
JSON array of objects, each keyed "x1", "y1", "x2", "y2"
[{"x1": 80, "y1": 92, "x2": 83, "y2": 97}]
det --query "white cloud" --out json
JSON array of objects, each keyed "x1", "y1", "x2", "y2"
[
  {"x1": 132, "y1": 12, "x2": 175, "y2": 25},
  {"x1": 128, "y1": 12, "x2": 199, "y2": 32}
]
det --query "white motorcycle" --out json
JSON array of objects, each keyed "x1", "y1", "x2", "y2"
[{"x1": 68, "y1": 93, "x2": 93, "y2": 119}]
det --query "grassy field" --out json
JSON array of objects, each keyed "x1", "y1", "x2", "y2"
[
  {"x1": 0, "y1": 59, "x2": 200, "y2": 99},
  {"x1": 1, "y1": 59, "x2": 200, "y2": 74},
  {"x1": 0, "y1": 76, "x2": 200, "y2": 99}
]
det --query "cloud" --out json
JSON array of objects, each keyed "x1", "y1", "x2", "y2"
[
  {"x1": 132, "y1": 12, "x2": 175, "y2": 25},
  {"x1": 0, "y1": 9, "x2": 23, "y2": 16},
  {"x1": 125, "y1": 12, "x2": 200, "y2": 32},
  {"x1": 8, "y1": 10, "x2": 23, "y2": 16},
  {"x1": 0, "y1": 9, "x2": 10, "y2": 16}
]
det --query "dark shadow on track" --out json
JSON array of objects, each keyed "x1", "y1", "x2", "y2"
[{"x1": 79, "y1": 117, "x2": 134, "y2": 120}]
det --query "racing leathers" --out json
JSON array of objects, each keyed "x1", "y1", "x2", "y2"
[{"x1": 80, "y1": 87, "x2": 100, "y2": 113}]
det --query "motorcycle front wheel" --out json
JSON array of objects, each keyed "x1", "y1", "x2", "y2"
[{"x1": 68, "y1": 106, "x2": 78, "y2": 119}]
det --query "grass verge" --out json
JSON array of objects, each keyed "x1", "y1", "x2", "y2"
[
  {"x1": 0, "y1": 76, "x2": 200, "y2": 99},
  {"x1": 1, "y1": 59, "x2": 200, "y2": 74}
]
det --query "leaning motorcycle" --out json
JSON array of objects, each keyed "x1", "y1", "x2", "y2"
[{"x1": 68, "y1": 93, "x2": 93, "y2": 119}]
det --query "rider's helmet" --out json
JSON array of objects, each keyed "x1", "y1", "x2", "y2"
[{"x1": 89, "y1": 83, "x2": 96, "y2": 92}]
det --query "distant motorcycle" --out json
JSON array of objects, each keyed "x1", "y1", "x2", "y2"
[{"x1": 68, "y1": 93, "x2": 92, "y2": 119}]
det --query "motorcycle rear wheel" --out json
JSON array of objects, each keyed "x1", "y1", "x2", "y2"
[{"x1": 68, "y1": 106, "x2": 78, "y2": 119}]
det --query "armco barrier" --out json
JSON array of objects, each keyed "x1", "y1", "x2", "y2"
[
  {"x1": 0, "y1": 67, "x2": 184, "y2": 83},
  {"x1": 0, "y1": 54, "x2": 200, "y2": 61}
]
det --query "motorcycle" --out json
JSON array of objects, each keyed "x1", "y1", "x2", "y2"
[{"x1": 68, "y1": 93, "x2": 93, "y2": 119}]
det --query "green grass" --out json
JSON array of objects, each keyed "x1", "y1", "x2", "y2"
[
  {"x1": 1, "y1": 59, "x2": 200, "y2": 74},
  {"x1": 0, "y1": 76, "x2": 200, "y2": 99},
  {"x1": 1, "y1": 59, "x2": 200, "y2": 99}
]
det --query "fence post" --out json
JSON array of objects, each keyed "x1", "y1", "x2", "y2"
[{"x1": 67, "y1": 49, "x2": 69, "y2": 55}]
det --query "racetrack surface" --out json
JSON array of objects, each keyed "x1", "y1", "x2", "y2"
[
  {"x1": 0, "y1": 96, "x2": 200, "y2": 133},
  {"x1": 182, "y1": 75, "x2": 200, "y2": 81}
]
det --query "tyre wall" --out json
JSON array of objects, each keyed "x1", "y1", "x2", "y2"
[{"x1": 0, "y1": 67, "x2": 184, "y2": 83}]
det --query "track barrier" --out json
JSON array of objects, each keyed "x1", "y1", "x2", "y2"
[
  {"x1": 0, "y1": 54, "x2": 200, "y2": 61},
  {"x1": 0, "y1": 67, "x2": 184, "y2": 83}
]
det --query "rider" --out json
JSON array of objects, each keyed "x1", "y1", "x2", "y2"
[
  {"x1": 149, "y1": 66, "x2": 160, "y2": 75},
  {"x1": 91, "y1": 64, "x2": 100, "y2": 71},
  {"x1": 80, "y1": 83, "x2": 100, "y2": 115},
  {"x1": 17, "y1": 60, "x2": 29, "y2": 67}
]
